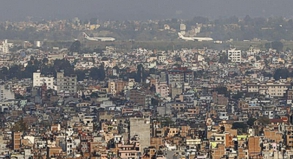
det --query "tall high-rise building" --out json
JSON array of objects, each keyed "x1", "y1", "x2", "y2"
[
  {"x1": 12, "y1": 132, "x2": 22, "y2": 151},
  {"x1": 130, "y1": 117, "x2": 150, "y2": 153},
  {"x1": 167, "y1": 67, "x2": 193, "y2": 87},
  {"x1": 56, "y1": 70, "x2": 77, "y2": 95}
]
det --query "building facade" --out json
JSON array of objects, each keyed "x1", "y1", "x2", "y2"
[
  {"x1": 0, "y1": 85, "x2": 15, "y2": 101},
  {"x1": 228, "y1": 48, "x2": 241, "y2": 63},
  {"x1": 129, "y1": 117, "x2": 151, "y2": 154},
  {"x1": 0, "y1": 40, "x2": 13, "y2": 54},
  {"x1": 167, "y1": 67, "x2": 193, "y2": 87},
  {"x1": 56, "y1": 71, "x2": 77, "y2": 95},
  {"x1": 247, "y1": 81, "x2": 290, "y2": 97},
  {"x1": 33, "y1": 70, "x2": 54, "y2": 89},
  {"x1": 129, "y1": 89, "x2": 152, "y2": 107}
]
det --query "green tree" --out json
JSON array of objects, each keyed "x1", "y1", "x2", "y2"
[
  {"x1": 274, "y1": 68, "x2": 289, "y2": 80},
  {"x1": 219, "y1": 53, "x2": 228, "y2": 63},
  {"x1": 232, "y1": 122, "x2": 248, "y2": 134},
  {"x1": 15, "y1": 94, "x2": 24, "y2": 100},
  {"x1": 136, "y1": 64, "x2": 145, "y2": 83},
  {"x1": 215, "y1": 87, "x2": 229, "y2": 97},
  {"x1": 271, "y1": 41, "x2": 283, "y2": 52},
  {"x1": 99, "y1": 64, "x2": 105, "y2": 81},
  {"x1": 258, "y1": 116, "x2": 270, "y2": 125},
  {"x1": 0, "y1": 67, "x2": 8, "y2": 80},
  {"x1": 151, "y1": 98, "x2": 159, "y2": 106},
  {"x1": 69, "y1": 40, "x2": 81, "y2": 53},
  {"x1": 90, "y1": 18, "x2": 98, "y2": 25},
  {"x1": 90, "y1": 92, "x2": 99, "y2": 98},
  {"x1": 11, "y1": 118, "x2": 28, "y2": 132},
  {"x1": 89, "y1": 64, "x2": 105, "y2": 81},
  {"x1": 265, "y1": 43, "x2": 271, "y2": 50},
  {"x1": 89, "y1": 67, "x2": 100, "y2": 80},
  {"x1": 42, "y1": 57, "x2": 49, "y2": 64},
  {"x1": 247, "y1": 118, "x2": 257, "y2": 127}
]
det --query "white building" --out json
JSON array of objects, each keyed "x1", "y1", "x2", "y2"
[
  {"x1": 0, "y1": 85, "x2": 15, "y2": 101},
  {"x1": 0, "y1": 40, "x2": 13, "y2": 54},
  {"x1": 227, "y1": 48, "x2": 241, "y2": 63},
  {"x1": 33, "y1": 70, "x2": 55, "y2": 89},
  {"x1": 34, "y1": 41, "x2": 42, "y2": 48},
  {"x1": 180, "y1": 23, "x2": 186, "y2": 35}
]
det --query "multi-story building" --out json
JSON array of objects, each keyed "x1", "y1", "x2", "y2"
[
  {"x1": 0, "y1": 40, "x2": 13, "y2": 54},
  {"x1": 33, "y1": 70, "x2": 54, "y2": 89},
  {"x1": 247, "y1": 81, "x2": 290, "y2": 97},
  {"x1": 56, "y1": 70, "x2": 77, "y2": 95},
  {"x1": 12, "y1": 132, "x2": 22, "y2": 151},
  {"x1": 158, "y1": 55, "x2": 166, "y2": 63},
  {"x1": 167, "y1": 67, "x2": 193, "y2": 87},
  {"x1": 286, "y1": 125, "x2": 293, "y2": 148},
  {"x1": 266, "y1": 81, "x2": 290, "y2": 97},
  {"x1": 108, "y1": 80, "x2": 126, "y2": 95},
  {"x1": 129, "y1": 89, "x2": 152, "y2": 107},
  {"x1": 227, "y1": 48, "x2": 241, "y2": 63},
  {"x1": 212, "y1": 92, "x2": 228, "y2": 106},
  {"x1": 129, "y1": 118, "x2": 150, "y2": 154},
  {"x1": 248, "y1": 136, "x2": 261, "y2": 158},
  {"x1": 156, "y1": 82, "x2": 169, "y2": 99},
  {"x1": 0, "y1": 84, "x2": 14, "y2": 101},
  {"x1": 117, "y1": 140, "x2": 140, "y2": 159}
]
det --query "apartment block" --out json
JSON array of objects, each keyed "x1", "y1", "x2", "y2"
[
  {"x1": 130, "y1": 117, "x2": 151, "y2": 153},
  {"x1": 247, "y1": 81, "x2": 290, "y2": 97},
  {"x1": 228, "y1": 48, "x2": 241, "y2": 63},
  {"x1": 56, "y1": 70, "x2": 77, "y2": 95},
  {"x1": 167, "y1": 67, "x2": 193, "y2": 87},
  {"x1": 248, "y1": 136, "x2": 261, "y2": 158},
  {"x1": 155, "y1": 82, "x2": 169, "y2": 99},
  {"x1": 108, "y1": 80, "x2": 126, "y2": 95},
  {"x1": 0, "y1": 39, "x2": 12, "y2": 54},
  {"x1": 33, "y1": 70, "x2": 54, "y2": 89},
  {"x1": 0, "y1": 84, "x2": 14, "y2": 101},
  {"x1": 129, "y1": 89, "x2": 152, "y2": 107},
  {"x1": 12, "y1": 132, "x2": 22, "y2": 151}
]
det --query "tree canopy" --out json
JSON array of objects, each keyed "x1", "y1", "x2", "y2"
[
  {"x1": 11, "y1": 118, "x2": 28, "y2": 132},
  {"x1": 273, "y1": 68, "x2": 289, "y2": 80},
  {"x1": 271, "y1": 41, "x2": 283, "y2": 52},
  {"x1": 69, "y1": 40, "x2": 81, "y2": 53}
]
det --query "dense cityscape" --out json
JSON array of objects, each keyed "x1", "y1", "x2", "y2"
[{"x1": 2, "y1": 13, "x2": 293, "y2": 159}]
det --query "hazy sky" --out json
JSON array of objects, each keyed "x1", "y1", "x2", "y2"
[{"x1": 1, "y1": 0, "x2": 293, "y2": 21}]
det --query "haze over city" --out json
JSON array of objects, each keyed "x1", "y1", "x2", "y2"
[
  {"x1": 2, "y1": 0, "x2": 293, "y2": 21},
  {"x1": 3, "y1": 0, "x2": 293, "y2": 159}
]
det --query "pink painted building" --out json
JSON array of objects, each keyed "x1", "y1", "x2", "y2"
[
  {"x1": 117, "y1": 141, "x2": 140, "y2": 159},
  {"x1": 156, "y1": 82, "x2": 169, "y2": 99}
]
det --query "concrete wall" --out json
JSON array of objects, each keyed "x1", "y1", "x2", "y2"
[{"x1": 130, "y1": 118, "x2": 150, "y2": 153}]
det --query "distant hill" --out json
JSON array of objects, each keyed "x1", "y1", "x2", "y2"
[{"x1": 1, "y1": 0, "x2": 293, "y2": 21}]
